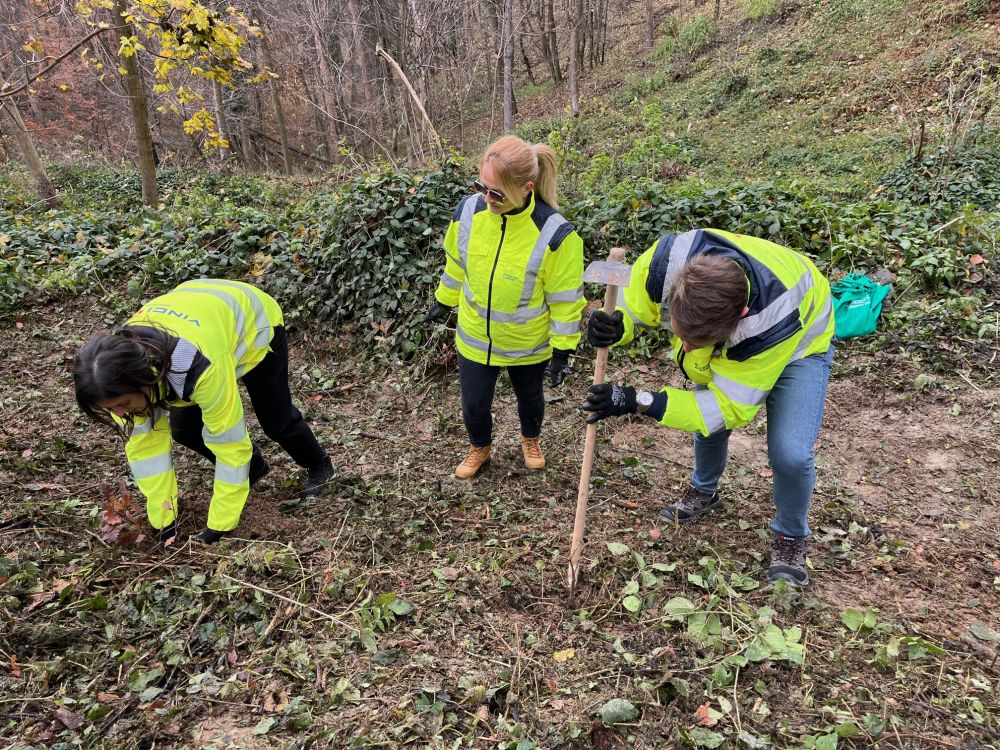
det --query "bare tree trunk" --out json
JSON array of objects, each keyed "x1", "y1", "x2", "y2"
[
  {"x1": 568, "y1": 0, "x2": 581, "y2": 115},
  {"x1": 545, "y1": 0, "x2": 562, "y2": 83},
  {"x1": 213, "y1": 80, "x2": 242, "y2": 168},
  {"x1": 305, "y1": 0, "x2": 341, "y2": 161},
  {"x1": 0, "y1": 97, "x2": 58, "y2": 207},
  {"x1": 346, "y1": 0, "x2": 377, "y2": 137},
  {"x1": 645, "y1": 0, "x2": 655, "y2": 48},
  {"x1": 113, "y1": 0, "x2": 157, "y2": 208},
  {"x1": 259, "y1": 31, "x2": 291, "y2": 174},
  {"x1": 519, "y1": 19, "x2": 537, "y2": 85},
  {"x1": 376, "y1": 45, "x2": 442, "y2": 159},
  {"x1": 502, "y1": 0, "x2": 514, "y2": 130}
]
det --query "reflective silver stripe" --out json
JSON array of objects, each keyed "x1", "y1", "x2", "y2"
[
  {"x1": 545, "y1": 286, "x2": 583, "y2": 304},
  {"x1": 620, "y1": 298, "x2": 652, "y2": 329},
  {"x1": 445, "y1": 249, "x2": 465, "y2": 273},
  {"x1": 659, "y1": 230, "x2": 698, "y2": 327},
  {"x1": 130, "y1": 452, "x2": 173, "y2": 479},
  {"x1": 730, "y1": 270, "x2": 813, "y2": 346},
  {"x1": 712, "y1": 372, "x2": 769, "y2": 406},
  {"x1": 440, "y1": 273, "x2": 462, "y2": 290},
  {"x1": 215, "y1": 461, "x2": 250, "y2": 485},
  {"x1": 457, "y1": 197, "x2": 478, "y2": 271},
  {"x1": 202, "y1": 420, "x2": 248, "y2": 445},
  {"x1": 695, "y1": 389, "x2": 727, "y2": 434},
  {"x1": 131, "y1": 408, "x2": 166, "y2": 437},
  {"x1": 167, "y1": 338, "x2": 199, "y2": 399},
  {"x1": 792, "y1": 298, "x2": 833, "y2": 361},
  {"x1": 235, "y1": 328, "x2": 271, "y2": 378},
  {"x1": 518, "y1": 213, "x2": 567, "y2": 308},
  {"x1": 457, "y1": 323, "x2": 550, "y2": 359},
  {"x1": 181, "y1": 287, "x2": 247, "y2": 353},
  {"x1": 549, "y1": 319, "x2": 579, "y2": 336},
  {"x1": 196, "y1": 279, "x2": 267, "y2": 329},
  {"x1": 463, "y1": 284, "x2": 544, "y2": 324}
]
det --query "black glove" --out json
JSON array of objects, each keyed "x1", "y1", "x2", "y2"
[
  {"x1": 191, "y1": 528, "x2": 228, "y2": 544},
  {"x1": 423, "y1": 301, "x2": 453, "y2": 326},
  {"x1": 587, "y1": 309, "x2": 624, "y2": 348},
  {"x1": 546, "y1": 348, "x2": 573, "y2": 387},
  {"x1": 156, "y1": 521, "x2": 177, "y2": 546},
  {"x1": 582, "y1": 383, "x2": 636, "y2": 423}
]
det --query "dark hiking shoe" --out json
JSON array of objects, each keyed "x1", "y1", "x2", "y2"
[
  {"x1": 304, "y1": 459, "x2": 336, "y2": 498},
  {"x1": 768, "y1": 534, "x2": 809, "y2": 587},
  {"x1": 249, "y1": 451, "x2": 271, "y2": 487},
  {"x1": 156, "y1": 521, "x2": 177, "y2": 546},
  {"x1": 191, "y1": 527, "x2": 228, "y2": 545},
  {"x1": 658, "y1": 484, "x2": 723, "y2": 523}
]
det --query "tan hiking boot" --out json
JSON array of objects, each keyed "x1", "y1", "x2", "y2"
[
  {"x1": 521, "y1": 436, "x2": 545, "y2": 470},
  {"x1": 455, "y1": 445, "x2": 491, "y2": 479}
]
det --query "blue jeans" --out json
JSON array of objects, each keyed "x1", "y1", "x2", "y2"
[{"x1": 689, "y1": 346, "x2": 833, "y2": 538}]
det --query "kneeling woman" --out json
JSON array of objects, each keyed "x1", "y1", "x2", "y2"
[{"x1": 73, "y1": 279, "x2": 335, "y2": 544}]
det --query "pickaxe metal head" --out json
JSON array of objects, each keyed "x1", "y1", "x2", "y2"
[{"x1": 582, "y1": 259, "x2": 631, "y2": 287}]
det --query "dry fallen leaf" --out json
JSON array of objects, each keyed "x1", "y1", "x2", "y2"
[
  {"x1": 695, "y1": 702, "x2": 718, "y2": 727},
  {"x1": 553, "y1": 648, "x2": 576, "y2": 663},
  {"x1": 54, "y1": 707, "x2": 83, "y2": 730},
  {"x1": 9, "y1": 654, "x2": 21, "y2": 677}
]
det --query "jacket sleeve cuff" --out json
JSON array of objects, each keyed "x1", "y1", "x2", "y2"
[{"x1": 644, "y1": 391, "x2": 668, "y2": 421}]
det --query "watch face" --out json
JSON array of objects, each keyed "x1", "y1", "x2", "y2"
[{"x1": 637, "y1": 391, "x2": 654, "y2": 408}]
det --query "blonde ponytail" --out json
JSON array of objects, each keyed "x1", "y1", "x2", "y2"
[
  {"x1": 532, "y1": 143, "x2": 559, "y2": 210},
  {"x1": 481, "y1": 135, "x2": 561, "y2": 210}
]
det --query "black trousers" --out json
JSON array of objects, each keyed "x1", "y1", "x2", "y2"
[
  {"x1": 458, "y1": 352, "x2": 549, "y2": 447},
  {"x1": 170, "y1": 326, "x2": 327, "y2": 472}
]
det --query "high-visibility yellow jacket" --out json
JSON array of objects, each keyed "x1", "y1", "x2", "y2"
[
  {"x1": 434, "y1": 192, "x2": 585, "y2": 366},
  {"x1": 123, "y1": 279, "x2": 282, "y2": 531},
  {"x1": 617, "y1": 229, "x2": 834, "y2": 435}
]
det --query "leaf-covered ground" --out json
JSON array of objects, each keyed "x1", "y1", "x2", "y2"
[{"x1": 1, "y1": 299, "x2": 998, "y2": 750}]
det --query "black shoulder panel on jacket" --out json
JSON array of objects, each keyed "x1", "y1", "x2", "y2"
[
  {"x1": 530, "y1": 195, "x2": 574, "y2": 251},
  {"x1": 182, "y1": 350, "x2": 211, "y2": 400},
  {"x1": 645, "y1": 234, "x2": 677, "y2": 303},
  {"x1": 452, "y1": 194, "x2": 487, "y2": 222}
]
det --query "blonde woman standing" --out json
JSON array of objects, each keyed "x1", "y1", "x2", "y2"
[{"x1": 425, "y1": 135, "x2": 585, "y2": 478}]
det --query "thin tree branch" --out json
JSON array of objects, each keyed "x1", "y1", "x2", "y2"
[{"x1": 0, "y1": 25, "x2": 124, "y2": 99}]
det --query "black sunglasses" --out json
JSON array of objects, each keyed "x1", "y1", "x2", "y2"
[{"x1": 472, "y1": 179, "x2": 506, "y2": 203}]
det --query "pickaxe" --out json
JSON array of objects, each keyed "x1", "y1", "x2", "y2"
[{"x1": 568, "y1": 247, "x2": 631, "y2": 601}]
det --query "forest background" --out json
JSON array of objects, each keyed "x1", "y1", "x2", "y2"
[{"x1": 1, "y1": 0, "x2": 999, "y2": 748}]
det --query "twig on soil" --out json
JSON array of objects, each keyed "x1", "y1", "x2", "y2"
[
  {"x1": 218, "y1": 573, "x2": 351, "y2": 629},
  {"x1": 954, "y1": 369, "x2": 984, "y2": 393}
]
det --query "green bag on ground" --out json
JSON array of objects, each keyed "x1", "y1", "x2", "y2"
[{"x1": 830, "y1": 273, "x2": 892, "y2": 340}]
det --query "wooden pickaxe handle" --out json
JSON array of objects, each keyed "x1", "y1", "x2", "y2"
[{"x1": 568, "y1": 246, "x2": 627, "y2": 596}]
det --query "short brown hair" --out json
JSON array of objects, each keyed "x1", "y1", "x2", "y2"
[{"x1": 668, "y1": 256, "x2": 748, "y2": 347}]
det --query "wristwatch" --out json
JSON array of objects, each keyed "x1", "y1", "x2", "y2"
[{"x1": 636, "y1": 389, "x2": 654, "y2": 414}]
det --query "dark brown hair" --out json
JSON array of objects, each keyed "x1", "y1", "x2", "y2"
[
  {"x1": 73, "y1": 326, "x2": 175, "y2": 437},
  {"x1": 668, "y1": 256, "x2": 748, "y2": 347}
]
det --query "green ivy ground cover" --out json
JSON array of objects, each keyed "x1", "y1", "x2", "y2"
[{"x1": 1, "y1": 139, "x2": 996, "y2": 374}]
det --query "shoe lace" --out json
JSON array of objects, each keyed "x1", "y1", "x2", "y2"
[
  {"x1": 772, "y1": 535, "x2": 801, "y2": 565},
  {"x1": 678, "y1": 485, "x2": 711, "y2": 512},
  {"x1": 523, "y1": 438, "x2": 542, "y2": 459},
  {"x1": 464, "y1": 446, "x2": 489, "y2": 464}
]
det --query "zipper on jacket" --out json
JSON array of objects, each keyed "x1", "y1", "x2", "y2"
[
  {"x1": 484, "y1": 216, "x2": 507, "y2": 365},
  {"x1": 677, "y1": 348, "x2": 691, "y2": 382}
]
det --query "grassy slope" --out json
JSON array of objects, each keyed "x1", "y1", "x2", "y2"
[{"x1": 450, "y1": 0, "x2": 999, "y2": 193}]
